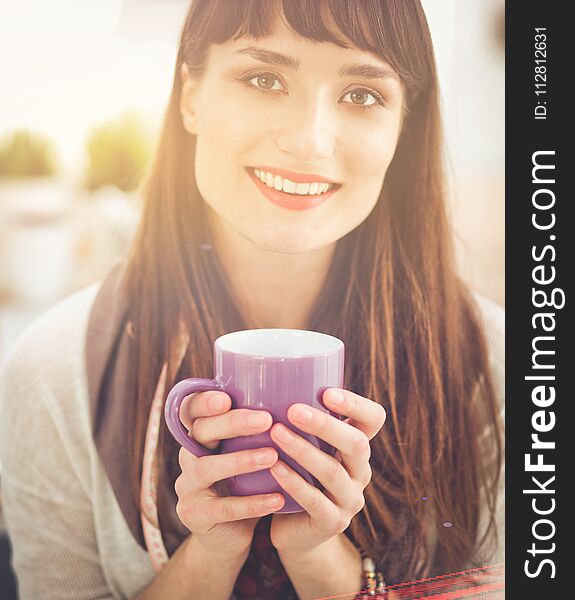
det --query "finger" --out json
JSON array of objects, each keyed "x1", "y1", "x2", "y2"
[
  {"x1": 286, "y1": 403, "x2": 371, "y2": 480},
  {"x1": 270, "y1": 423, "x2": 368, "y2": 508},
  {"x1": 269, "y1": 461, "x2": 346, "y2": 533},
  {"x1": 180, "y1": 391, "x2": 232, "y2": 431},
  {"x1": 322, "y1": 388, "x2": 386, "y2": 440},
  {"x1": 204, "y1": 493, "x2": 285, "y2": 529},
  {"x1": 178, "y1": 445, "x2": 279, "y2": 492},
  {"x1": 177, "y1": 490, "x2": 284, "y2": 533},
  {"x1": 191, "y1": 409, "x2": 273, "y2": 449}
]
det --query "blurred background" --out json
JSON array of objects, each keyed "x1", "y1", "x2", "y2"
[{"x1": 0, "y1": 0, "x2": 504, "y2": 595}]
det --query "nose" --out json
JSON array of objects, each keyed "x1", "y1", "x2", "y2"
[{"x1": 275, "y1": 94, "x2": 336, "y2": 163}]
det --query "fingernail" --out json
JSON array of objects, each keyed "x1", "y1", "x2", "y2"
[
  {"x1": 247, "y1": 412, "x2": 269, "y2": 428},
  {"x1": 254, "y1": 449, "x2": 275, "y2": 465},
  {"x1": 272, "y1": 462, "x2": 290, "y2": 477},
  {"x1": 273, "y1": 425, "x2": 294, "y2": 444},
  {"x1": 292, "y1": 404, "x2": 313, "y2": 424},
  {"x1": 263, "y1": 494, "x2": 282, "y2": 508},
  {"x1": 327, "y1": 389, "x2": 344, "y2": 404},
  {"x1": 208, "y1": 394, "x2": 226, "y2": 411}
]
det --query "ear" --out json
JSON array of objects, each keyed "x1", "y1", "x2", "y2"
[{"x1": 180, "y1": 63, "x2": 201, "y2": 135}]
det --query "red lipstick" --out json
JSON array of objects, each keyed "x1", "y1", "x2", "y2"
[{"x1": 247, "y1": 168, "x2": 339, "y2": 211}]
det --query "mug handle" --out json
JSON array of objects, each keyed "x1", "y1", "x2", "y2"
[{"x1": 164, "y1": 378, "x2": 226, "y2": 457}]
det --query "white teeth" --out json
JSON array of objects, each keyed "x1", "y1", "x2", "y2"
[{"x1": 252, "y1": 168, "x2": 334, "y2": 195}]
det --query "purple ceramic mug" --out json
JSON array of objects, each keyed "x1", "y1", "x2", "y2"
[{"x1": 165, "y1": 328, "x2": 344, "y2": 513}]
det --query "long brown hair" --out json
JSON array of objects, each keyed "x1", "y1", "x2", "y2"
[{"x1": 124, "y1": 0, "x2": 503, "y2": 582}]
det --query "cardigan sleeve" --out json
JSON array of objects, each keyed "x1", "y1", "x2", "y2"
[{"x1": 0, "y1": 288, "x2": 115, "y2": 600}]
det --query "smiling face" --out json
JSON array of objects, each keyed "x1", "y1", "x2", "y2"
[{"x1": 180, "y1": 16, "x2": 405, "y2": 254}]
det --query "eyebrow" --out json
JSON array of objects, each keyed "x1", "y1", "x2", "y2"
[{"x1": 234, "y1": 46, "x2": 399, "y2": 82}]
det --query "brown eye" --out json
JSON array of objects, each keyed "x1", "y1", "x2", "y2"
[
  {"x1": 350, "y1": 91, "x2": 369, "y2": 105},
  {"x1": 341, "y1": 88, "x2": 383, "y2": 108},
  {"x1": 256, "y1": 75, "x2": 276, "y2": 89},
  {"x1": 247, "y1": 73, "x2": 283, "y2": 91}
]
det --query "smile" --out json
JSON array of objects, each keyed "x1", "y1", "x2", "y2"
[
  {"x1": 247, "y1": 166, "x2": 340, "y2": 211},
  {"x1": 252, "y1": 168, "x2": 335, "y2": 196}
]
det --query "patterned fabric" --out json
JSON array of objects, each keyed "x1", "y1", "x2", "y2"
[
  {"x1": 234, "y1": 517, "x2": 298, "y2": 600},
  {"x1": 140, "y1": 363, "x2": 170, "y2": 572}
]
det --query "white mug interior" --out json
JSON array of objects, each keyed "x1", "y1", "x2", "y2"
[{"x1": 215, "y1": 328, "x2": 343, "y2": 358}]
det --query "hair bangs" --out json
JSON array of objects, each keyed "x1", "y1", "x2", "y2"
[{"x1": 182, "y1": 0, "x2": 431, "y2": 94}]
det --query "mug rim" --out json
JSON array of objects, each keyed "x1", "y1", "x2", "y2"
[{"x1": 214, "y1": 328, "x2": 343, "y2": 358}]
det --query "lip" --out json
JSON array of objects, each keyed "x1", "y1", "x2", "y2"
[
  {"x1": 247, "y1": 168, "x2": 339, "y2": 211},
  {"x1": 252, "y1": 165, "x2": 338, "y2": 184}
]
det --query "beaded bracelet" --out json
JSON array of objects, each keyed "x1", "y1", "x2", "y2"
[{"x1": 355, "y1": 554, "x2": 387, "y2": 598}]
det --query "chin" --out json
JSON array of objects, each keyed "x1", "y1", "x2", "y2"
[{"x1": 248, "y1": 228, "x2": 324, "y2": 255}]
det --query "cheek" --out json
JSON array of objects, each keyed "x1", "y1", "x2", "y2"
[
  {"x1": 356, "y1": 117, "x2": 399, "y2": 173},
  {"x1": 195, "y1": 113, "x2": 244, "y2": 167},
  {"x1": 337, "y1": 120, "x2": 401, "y2": 228},
  {"x1": 347, "y1": 130, "x2": 397, "y2": 204},
  {"x1": 193, "y1": 105, "x2": 257, "y2": 202}
]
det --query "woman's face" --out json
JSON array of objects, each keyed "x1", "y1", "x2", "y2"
[{"x1": 181, "y1": 17, "x2": 404, "y2": 254}]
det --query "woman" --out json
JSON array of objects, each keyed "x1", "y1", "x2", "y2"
[{"x1": 0, "y1": 1, "x2": 504, "y2": 599}]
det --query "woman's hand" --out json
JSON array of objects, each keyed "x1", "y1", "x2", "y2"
[
  {"x1": 267, "y1": 388, "x2": 386, "y2": 558},
  {"x1": 174, "y1": 391, "x2": 285, "y2": 559}
]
